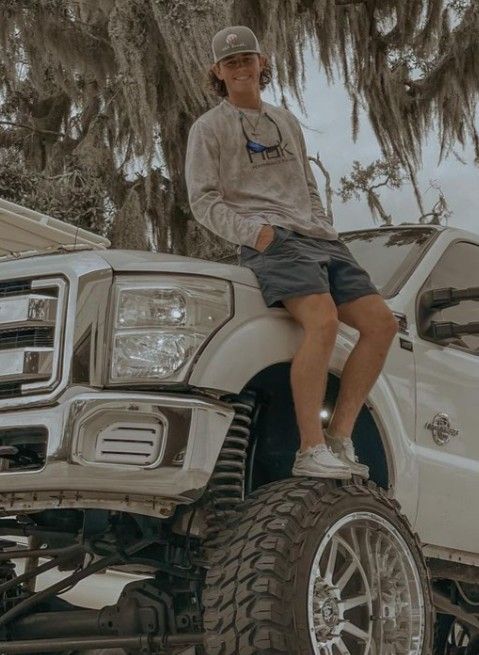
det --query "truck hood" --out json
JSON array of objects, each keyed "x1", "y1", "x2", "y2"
[
  {"x1": 97, "y1": 249, "x2": 259, "y2": 287},
  {"x1": 0, "y1": 197, "x2": 110, "y2": 257}
]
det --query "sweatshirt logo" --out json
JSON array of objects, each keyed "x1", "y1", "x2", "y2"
[{"x1": 239, "y1": 112, "x2": 294, "y2": 167}]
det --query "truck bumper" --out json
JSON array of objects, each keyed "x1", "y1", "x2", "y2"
[{"x1": 0, "y1": 390, "x2": 235, "y2": 518}]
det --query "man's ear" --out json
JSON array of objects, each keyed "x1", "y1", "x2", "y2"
[
  {"x1": 258, "y1": 54, "x2": 267, "y2": 73},
  {"x1": 211, "y1": 63, "x2": 224, "y2": 81}
]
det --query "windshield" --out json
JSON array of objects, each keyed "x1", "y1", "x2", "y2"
[{"x1": 340, "y1": 227, "x2": 438, "y2": 297}]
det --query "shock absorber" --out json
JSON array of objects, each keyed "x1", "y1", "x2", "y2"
[{"x1": 204, "y1": 390, "x2": 258, "y2": 541}]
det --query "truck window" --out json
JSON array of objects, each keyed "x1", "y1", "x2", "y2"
[{"x1": 341, "y1": 227, "x2": 437, "y2": 297}]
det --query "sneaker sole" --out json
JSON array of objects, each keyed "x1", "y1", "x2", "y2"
[
  {"x1": 291, "y1": 465, "x2": 352, "y2": 479},
  {"x1": 350, "y1": 465, "x2": 369, "y2": 478},
  {"x1": 327, "y1": 447, "x2": 370, "y2": 479},
  {"x1": 338, "y1": 457, "x2": 369, "y2": 478}
]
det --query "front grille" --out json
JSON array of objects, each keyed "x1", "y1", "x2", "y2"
[
  {"x1": 0, "y1": 277, "x2": 66, "y2": 401},
  {"x1": 0, "y1": 327, "x2": 54, "y2": 350},
  {"x1": 0, "y1": 383, "x2": 21, "y2": 400},
  {"x1": 0, "y1": 280, "x2": 31, "y2": 298}
]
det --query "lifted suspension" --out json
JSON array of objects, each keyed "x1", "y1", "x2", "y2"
[
  {"x1": 0, "y1": 516, "x2": 205, "y2": 653},
  {"x1": 0, "y1": 631, "x2": 203, "y2": 653}
]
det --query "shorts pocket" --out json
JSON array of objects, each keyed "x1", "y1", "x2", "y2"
[
  {"x1": 261, "y1": 226, "x2": 292, "y2": 256},
  {"x1": 239, "y1": 246, "x2": 263, "y2": 272},
  {"x1": 261, "y1": 226, "x2": 281, "y2": 254}
]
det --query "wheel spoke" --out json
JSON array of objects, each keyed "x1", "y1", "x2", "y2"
[
  {"x1": 343, "y1": 620, "x2": 370, "y2": 642},
  {"x1": 386, "y1": 554, "x2": 401, "y2": 578},
  {"x1": 343, "y1": 593, "x2": 369, "y2": 612},
  {"x1": 324, "y1": 537, "x2": 339, "y2": 583},
  {"x1": 363, "y1": 527, "x2": 376, "y2": 581},
  {"x1": 348, "y1": 526, "x2": 360, "y2": 553},
  {"x1": 336, "y1": 637, "x2": 352, "y2": 654},
  {"x1": 307, "y1": 513, "x2": 425, "y2": 655},
  {"x1": 336, "y1": 561, "x2": 357, "y2": 591}
]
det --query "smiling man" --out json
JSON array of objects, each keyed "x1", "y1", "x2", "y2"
[{"x1": 185, "y1": 26, "x2": 398, "y2": 480}]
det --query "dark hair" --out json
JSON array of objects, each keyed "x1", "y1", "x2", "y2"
[{"x1": 208, "y1": 57, "x2": 273, "y2": 98}]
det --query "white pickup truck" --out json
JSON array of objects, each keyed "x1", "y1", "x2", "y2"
[{"x1": 0, "y1": 197, "x2": 477, "y2": 655}]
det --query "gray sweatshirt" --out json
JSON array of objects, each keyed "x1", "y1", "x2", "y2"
[{"x1": 185, "y1": 99, "x2": 338, "y2": 251}]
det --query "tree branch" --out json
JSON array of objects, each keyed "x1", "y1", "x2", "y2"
[
  {"x1": 309, "y1": 154, "x2": 334, "y2": 220},
  {"x1": 367, "y1": 190, "x2": 392, "y2": 225},
  {"x1": 369, "y1": 175, "x2": 392, "y2": 191},
  {"x1": 0, "y1": 120, "x2": 65, "y2": 138}
]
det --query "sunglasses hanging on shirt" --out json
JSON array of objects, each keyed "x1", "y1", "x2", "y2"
[{"x1": 238, "y1": 111, "x2": 283, "y2": 155}]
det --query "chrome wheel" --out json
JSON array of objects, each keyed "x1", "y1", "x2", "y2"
[{"x1": 308, "y1": 511, "x2": 426, "y2": 655}]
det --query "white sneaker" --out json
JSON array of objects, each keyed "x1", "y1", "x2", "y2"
[
  {"x1": 292, "y1": 443, "x2": 352, "y2": 479},
  {"x1": 325, "y1": 433, "x2": 369, "y2": 479}
]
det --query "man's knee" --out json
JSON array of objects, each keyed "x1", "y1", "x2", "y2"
[
  {"x1": 338, "y1": 295, "x2": 398, "y2": 342},
  {"x1": 361, "y1": 309, "x2": 398, "y2": 342},
  {"x1": 283, "y1": 293, "x2": 339, "y2": 336}
]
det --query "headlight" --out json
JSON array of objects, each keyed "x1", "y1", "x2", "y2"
[{"x1": 109, "y1": 275, "x2": 232, "y2": 383}]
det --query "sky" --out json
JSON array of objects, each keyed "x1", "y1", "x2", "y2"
[{"x1": 263, "y1": 50, "x2": 479, "y2": 237}]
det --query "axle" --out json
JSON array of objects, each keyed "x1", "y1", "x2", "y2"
[{"x1": 0, "y1": 632, "x2": 204, "y2": 653}]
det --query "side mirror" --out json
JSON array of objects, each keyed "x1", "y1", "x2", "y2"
[
  {"x1": 430, "y1": 321, "x2": 479, "y2": 340},
  {"x1": 421, "y1": 286, "x2": 479, "y2": 311},
  {"x1": 418, "y1": 286, "x2": 479, "y2": 343}
]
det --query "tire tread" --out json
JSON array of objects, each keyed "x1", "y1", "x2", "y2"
[{"x1": 203, "y1": 478, "x2": 433, "y2": 654}]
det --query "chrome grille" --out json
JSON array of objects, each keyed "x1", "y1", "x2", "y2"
[
  {"x1": 0, "y1": 280, "x2": 31, "y2": 297},
  {"x1": 0, "y1": 327, "x2": 54, "y2": 350},
  {"x1": 0, "y1": 277, "x2": 67, "y2": 399},
  {"x1": 0, "y1": 383, "x2": 21, "y2": 400}
]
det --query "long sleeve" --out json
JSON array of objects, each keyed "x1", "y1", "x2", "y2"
[
  {"x1": 185, "y1": 119, "x2": 267, "y2": 248},
  {"x1": 294, "y1": 117, "x2": 333, "y2": 227}
]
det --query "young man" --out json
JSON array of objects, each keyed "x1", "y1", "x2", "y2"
[{"x1": 185, "y1": 26, "x2": 398, "y2": 479}]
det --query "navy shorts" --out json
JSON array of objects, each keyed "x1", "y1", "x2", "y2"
[{"x1": 239, "y1": 225, "x2": 380, "y2": 308}]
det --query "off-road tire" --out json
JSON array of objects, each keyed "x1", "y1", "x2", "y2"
[{"x1": 202, "y1": 478, "x2": 433, "y2": 654}]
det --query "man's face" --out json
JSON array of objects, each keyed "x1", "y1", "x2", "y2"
[{"x1": 213, "y1": 53, "x2": 266, "y2": 95}]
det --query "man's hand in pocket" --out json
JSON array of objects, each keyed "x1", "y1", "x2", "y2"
[{"x1": 254, "y1": 225, "x2": 275, "y2": 252}]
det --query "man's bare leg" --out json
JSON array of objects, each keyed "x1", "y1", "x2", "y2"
[
  {"x1": 282, "y1": 293, "x2": 339, "y2": 451},
  {"x1": 327, "y1": 294, "x2": 398, "y2": 439}
]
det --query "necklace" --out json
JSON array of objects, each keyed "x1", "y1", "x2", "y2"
[{"x1": 237, "y1": 101, "x2": 263, "y2": 136}]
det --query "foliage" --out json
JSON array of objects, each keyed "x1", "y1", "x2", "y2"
[
  {"x1": 0, "y1": 147, "x2": 112, "y2": 233},
  {"x1": 418, "y1": 180, "x2": 453, "y2": 224},
  {"x1": 338, "y1": 158, "x2": 453, "y2": 225},
  {"x1": 0, "y1": 0, "x2": 477, "y2": 259},
  {"x1": 338, "y1": 159, "x2": 406, "y2": 225}
]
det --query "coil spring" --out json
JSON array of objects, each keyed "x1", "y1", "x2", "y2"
[{"x1": 205, "y1": 390, "x2": 257, "y2": 539}]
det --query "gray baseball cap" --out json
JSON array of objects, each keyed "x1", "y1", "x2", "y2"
[{"x1": 212, "y1": 26, "x2": 261, "y2": 64}]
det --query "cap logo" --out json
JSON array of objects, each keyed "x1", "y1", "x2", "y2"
[{"x1": 226, "y1": 33, "x2": 239, "y2": 46}]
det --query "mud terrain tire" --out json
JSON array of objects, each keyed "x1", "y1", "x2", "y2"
[{"x1": 203, "y1": 478, "x2": 433, "y2": 654}]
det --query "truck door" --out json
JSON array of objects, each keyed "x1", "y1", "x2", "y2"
[{"x1": 414, "y1": 240, "x2": 479, "y2": 553}]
